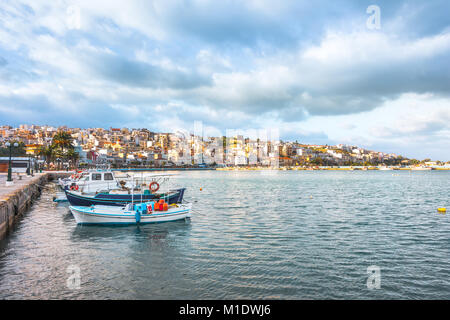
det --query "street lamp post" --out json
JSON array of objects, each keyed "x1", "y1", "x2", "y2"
[
  {"x1": 5, "y1": 142, "x2": 19, "y2": 183},
  {"x1": 27, "y1": 155, "x2": 31, "y2": 176}
]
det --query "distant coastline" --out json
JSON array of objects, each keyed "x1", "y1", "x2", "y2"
[
  {"x1": 40, "y1": 165, "x2": 450, "y2": 172},
  {"x1": 216, "y1": 166, "x2": 449, "y2": 171}
]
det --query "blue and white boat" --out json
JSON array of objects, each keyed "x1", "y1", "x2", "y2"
[
  {"x1": 61, "y1": 169, "x2": 185, "y2": 206},
  {"x1": 64, "y1": 187, "x2": 185, "y2": 206},
  {"x1": 60, "y1": 168, "x2": 133, "y2": 193},
  {"x1": 69, "y1": 202, "x2": 192, "y2": 225}
]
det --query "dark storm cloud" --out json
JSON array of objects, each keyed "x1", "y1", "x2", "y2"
[
  {"x1": 0, "y1": 56, "x2": 7, "y2": 67},
  {"x1": 84, "y1": 52, "x2": 211, "y2": 89},
  {"x1": 0, "y1": 93, "x2": 140, "y2": 128}
]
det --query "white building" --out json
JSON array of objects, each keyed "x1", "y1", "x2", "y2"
[{"x1": 235, "y1": 154, "x2": 247, "y2": 165}]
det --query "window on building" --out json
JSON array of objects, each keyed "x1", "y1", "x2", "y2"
[{"x1": 104, "y1": 173, "x2": 114, "y2": 180}]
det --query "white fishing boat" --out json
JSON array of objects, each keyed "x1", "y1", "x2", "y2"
[
  {"x1": 69, "y1": 201, "x2": 192, "y2": 225},
  {"x1": 57, "y1": 168, "x2": 180, "y2": 203},
  {"x1": 58, "y1": 170, "x2": 87, "y2": 189},
  {"x1": 378, "y1": 166, "x2": 393, "y2": 171},
  {"x1": 59, "y1": 169, "x2": 125, "y2": 192}
]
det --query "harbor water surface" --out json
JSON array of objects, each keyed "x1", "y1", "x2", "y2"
[{"x1": 0, "y1": 170, "x2": 449, "y2": 299}]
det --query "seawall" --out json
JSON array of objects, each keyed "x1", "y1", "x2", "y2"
[{"x1": 0, "y1": 172, "x2": 70, "y2": 240}]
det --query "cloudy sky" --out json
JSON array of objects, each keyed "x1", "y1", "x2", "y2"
[{"x1": 1, "y1": 1, "x2": 450, "y2": 160}]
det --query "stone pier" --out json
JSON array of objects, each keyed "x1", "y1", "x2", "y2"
[{"x1": 0, "y1": 172, "x2": 70, "y2": 240}]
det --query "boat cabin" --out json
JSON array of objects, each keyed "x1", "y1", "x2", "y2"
[{"x1": 75, "y1": 170, "x2": 120, "y2": 193}]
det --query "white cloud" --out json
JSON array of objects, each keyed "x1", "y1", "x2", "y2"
[
  {"x1": 1, "y1": 0, "x2": 450, "y2": 160},
  {"x1": 294, "y1": 93, "x2": 450, "y2": 159},
  {"x1": 302, "y1": 30, "x2": 450, "y2": 65}
]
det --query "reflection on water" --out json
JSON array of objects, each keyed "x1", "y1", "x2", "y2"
[{"x1": 0, "y1": 171, "x2": 450, "y2": 299}]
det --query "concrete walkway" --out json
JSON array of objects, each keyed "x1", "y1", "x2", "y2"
[
  {"x1": 0, "y1": 171, "x2": 71, "y2": 201},
  {"x1": 0, "y1": 173, "x2": 47, "y2": 201}
]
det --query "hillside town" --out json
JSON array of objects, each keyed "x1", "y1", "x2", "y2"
[{"x1": 0, "y1": 124, "x2": 446, "y2": 169}]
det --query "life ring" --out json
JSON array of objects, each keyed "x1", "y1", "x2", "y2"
[
  {"x1": 149, "y1": 181, "x2": 160, "y2": 193},
  {"x1": 70, "y1": 185, "x2": 79, "y2": 191}
]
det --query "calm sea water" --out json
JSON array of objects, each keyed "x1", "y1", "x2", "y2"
[{"x1": 0, "y1": 170, "x2": 449, "y2": 299}]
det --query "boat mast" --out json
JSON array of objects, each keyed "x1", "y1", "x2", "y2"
[
  {"x1": 201, "y1": 125, "x2": 204, "y2": 164},
  {"x1": 131, "y1": 175, "x2": 134, "y2": 207},
  {"x1": 166, "y1": 175, "x2": 170, "y2": 203}
]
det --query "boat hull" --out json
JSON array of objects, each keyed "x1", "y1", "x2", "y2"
[
  {"x1": 69, "y1": 204, "x2": 192, "y2": 225},
  {"x1": 65, "y1": 188, "x2": 185, "y2": 206}
]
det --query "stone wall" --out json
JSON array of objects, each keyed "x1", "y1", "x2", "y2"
[{"x1": 0, "y1": 173, "x2": 69, "y2": 239}]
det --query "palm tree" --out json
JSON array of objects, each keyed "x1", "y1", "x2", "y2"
[
  {"x1": 52, "y1": 131, "x2": 74, "y2": 153},
  {"x1": 38, "y1": 145, "x2": 54, "y2": 170},
  {"x1": 52, "y1": 131, "x2": 78, "y2": 170},
  {"x1": 65, "y1": 149, "x2": 80, "y2": 169}
]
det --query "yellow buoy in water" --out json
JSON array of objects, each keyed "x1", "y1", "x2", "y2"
[{"x1": 437, "y1": 208, "x2": 446, "y2": 213}]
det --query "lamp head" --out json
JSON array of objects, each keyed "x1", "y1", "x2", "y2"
[
  {"x1": 13, "y1": 142, "x2": 19, "y2": 147},
  {"x1": 5, "y1": 142, "x2": 10, "y2": 147}
]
